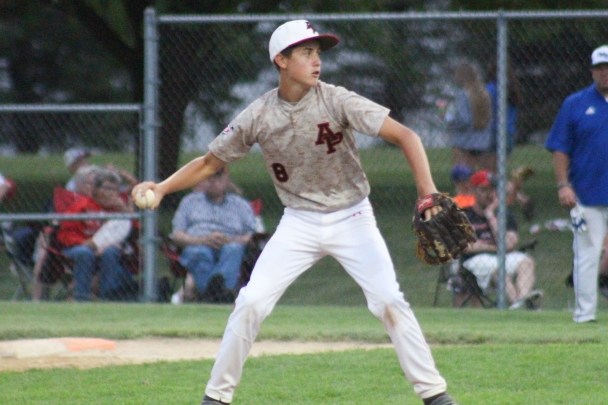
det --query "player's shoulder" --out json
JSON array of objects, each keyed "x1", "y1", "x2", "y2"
[
  {"x1": 317, "y1": 80, "x2": 351, "y2": 96},
  {"x1": 243, "y1": 87, "x2": 279, "y2": 113},
  {"x1": 229, "y1": 88, "x2": 280, "y2": 129},
  {"x1": 315, "y1": 81, "x2": 364, "y2": 112},
  {"x1": 564, "y1": 84, "x2": 595, "y2": 105}
]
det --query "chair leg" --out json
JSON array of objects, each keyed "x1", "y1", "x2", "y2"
[
  {"x1": 454, "y1": 268, "x2": 496, "y2": 309},
  {"x1": 433, "y1": 265, "x2": 449, "y2": 307},
  {"x1": 9, "y1": 261, "x2": 33, "y2": 301}
]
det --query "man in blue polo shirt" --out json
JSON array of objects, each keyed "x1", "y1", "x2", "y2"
[
  {"x1": 170, "y1": 167, "x2": 257, "y2": 304},
  {"x1": 545, "y1": 45, "x2": 608, "y2": 323}
]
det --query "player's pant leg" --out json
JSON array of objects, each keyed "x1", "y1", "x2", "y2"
[
  {"x1": 205, "y1": 210, "x2": 324, "y2": 403},
  {"x1": 573, "y1": 205, "x2": 608, "y2": 322},
  {"x1": 327, "y1": 205, "x2": 447, "y2": 399}
]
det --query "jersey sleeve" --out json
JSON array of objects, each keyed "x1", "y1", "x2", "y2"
[
  {"x1": 545, "y1": 97, "x2": 574, "y2": 154},
  {"x1": 325, "y1": 84, "x2": 390, "y2": 137},
  {"x1": 208, "y1": 107, "x2": 256, "y2": 163}
]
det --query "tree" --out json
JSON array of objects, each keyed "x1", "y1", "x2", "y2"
[
  {"x1": 5, "y1": 0, "x2": 600, "y2": 183},
  {"x1": 21, "y1": 1, "x2": 275, "y2": 195},
  {"x1": 0, "y1": 3, "x2": 132, "y2": 151}
]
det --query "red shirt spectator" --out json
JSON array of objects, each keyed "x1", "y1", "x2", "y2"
[{"x1": 56, "y1": 196, "x2": 103, "y2": 247}]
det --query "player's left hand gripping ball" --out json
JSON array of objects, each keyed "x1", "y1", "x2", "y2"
[
  {"x1": 412, "y1": 193, "x2": 476, "y2": 265},
  {"x1": 134, "y1": 189, "x2": 156, "y2": 210}
]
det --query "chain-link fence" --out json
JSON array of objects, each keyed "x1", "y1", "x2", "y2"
[
  {"x1": 2, "y1": 10, "x2": 608, "y2": 310},
  {"x1": 147, "y1": 10, "x2": 608, "y2": 310},
  {"x1": 0, "y1": 105, "x2": 144, "y2": 301}
]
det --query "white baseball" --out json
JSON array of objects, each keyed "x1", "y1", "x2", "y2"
[{"x1": 135, "y1": 189, "x2": 155, "y2": 209}]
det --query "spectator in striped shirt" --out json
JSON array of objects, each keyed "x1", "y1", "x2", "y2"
[{"x1": 170, "y1": 167, "x2": 257, "y2": 304}]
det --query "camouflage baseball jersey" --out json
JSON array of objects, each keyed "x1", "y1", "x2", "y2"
[{"x1": 209, "y1": 81, "x2": 390, "y2": 213}]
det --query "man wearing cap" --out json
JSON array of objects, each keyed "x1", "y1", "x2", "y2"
[
  {"x1": 462, "y1": 170, "x2": 542, "y2": 310},
  {"x1": 64, "y1": 148, "x2": 91, "y2": 192},
  {"x1": 169, "y1": 168, "x2": 257, "y2": 305},
  {"x1": 545, "y1": 45, "x2": 608, "y2": 323},
  {"x1": 57, "y1": 167, "x2": 137, "y2": 302},
  {"x1": 133, "y1": 20, "x2": 460, "y2": 405},
  {"x1": 450, "y1": 164, "x2": 475, "y2": 209},
  {"x1": 64, "y1": 148, "x2": 138, "y2": 194}
]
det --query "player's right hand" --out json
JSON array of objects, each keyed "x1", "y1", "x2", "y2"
[
  {"x1": 558, "y1": 185, "x2": 577, "y2": 209},
  {"x1": 131, "y1": 181, "x2": 163, "y2": 210}
]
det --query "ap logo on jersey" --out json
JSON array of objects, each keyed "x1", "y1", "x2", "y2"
[{"x1": 315, "y1": 123, "x2": 343, "y2": 154}]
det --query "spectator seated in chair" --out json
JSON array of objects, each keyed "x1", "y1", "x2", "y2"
[
  {"x1": 461, "y1": 170, "x2": 543, "y2": 310},
  {"x1": 169, "y1": 167, "x2": 258, "y2": 305},
  {"x1": 55, "y1": 167, "x2": 138, "y2": 302},
  {"x1": 31, "y1": 165, "x2": 100, "y2": 300},
  {"x1": 65, "y1": 147, "x2": 139, "y2": 195},
  {"x1": 0, "y1": 173, "x2": 41, "y2": 270},
  {"x1": 450, "y1": 164, "x2": 475, "y2": 209}
]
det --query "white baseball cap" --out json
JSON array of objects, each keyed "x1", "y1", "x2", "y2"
[
  {"x1": 268, "y1": 20, "x2": 339, "y2": 62},
  {"x1": 591, "y1": 45, "x2": 608, "y2": 67},
  {"x1": 64, "y1": 147, "x2": 91, "y2": 169}
]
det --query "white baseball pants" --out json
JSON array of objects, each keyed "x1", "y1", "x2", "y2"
[
  {"x1": 572, "y1": 204, "x2": 608, "y2": 323},
  {"x1": 204, "y1": 198, "x2": 447, "y2": 402}
]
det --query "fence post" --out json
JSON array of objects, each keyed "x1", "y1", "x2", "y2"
[
  {"x1": 496, "y1": 10, "x2": 508, "y2": 309},
  {"x1": 142, "y1": 7, "x2": 159, "y2": 302}
]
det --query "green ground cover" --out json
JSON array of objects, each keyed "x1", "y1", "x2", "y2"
[{"x1": 0, "y1": 303, "x2": 606, "y2": 405}]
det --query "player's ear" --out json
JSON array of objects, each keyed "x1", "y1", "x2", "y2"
[{"x1": 274, "y1": 53, "x2": 289, "y2": 70}]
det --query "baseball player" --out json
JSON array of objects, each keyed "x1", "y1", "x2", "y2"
[
  {"x1": 545, "y1": 44, "x2": 608, "y2": 323},
  {"x1": 133, "y1": 20, "x2": 459, "y2": 405}
]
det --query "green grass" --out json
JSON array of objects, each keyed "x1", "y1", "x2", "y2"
[
  {"x1": 1, "y1": 303, "x2": 607, "y2": 404},
  {"x1": 0, "y1": 303, "x2": 606, "y2": 344},
  {"x1": 0, "y1": 143, "x2": 602, "y2": 311},
  {"x1": 1, "y1": 344, "x2": 607, "y2": 404}
]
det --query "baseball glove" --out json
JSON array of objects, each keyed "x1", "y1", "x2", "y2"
[{"x1": 412, "y1": 193, "x2": 476, "y2": 265}]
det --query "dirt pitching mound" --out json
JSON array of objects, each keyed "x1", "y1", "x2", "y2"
[{"x1": 0, "y1": 338, "x2": 391, "y2": 372}]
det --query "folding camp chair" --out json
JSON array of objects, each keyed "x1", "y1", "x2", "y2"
[
  {"x1": 432, "y1": 258, "x2": 495, "y2": 308},
  {"x1": 160, "y1": 197, "x2": 268, "y2": 303},
  {"x1": 161, "y1": 232, "x2": 269, "y2": 303},
  {"x1": 1, "y1": 221, "x2": 35, "y2": 300},
  {"x1": 0, "y1": 178, "x2": 35, "y2": 300},
  {"x1": 433, "y1": 238, "x2": 540, "y2": 308},
  {"x1": 451, "y1": 264, "x2": 497, "y2": 308},
  {"x1": 433, "y1": 259, "x2": 459, "y2": 307},
  {"x1": 35, "y1": 187, "x2": 141, "y2": 301}
]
